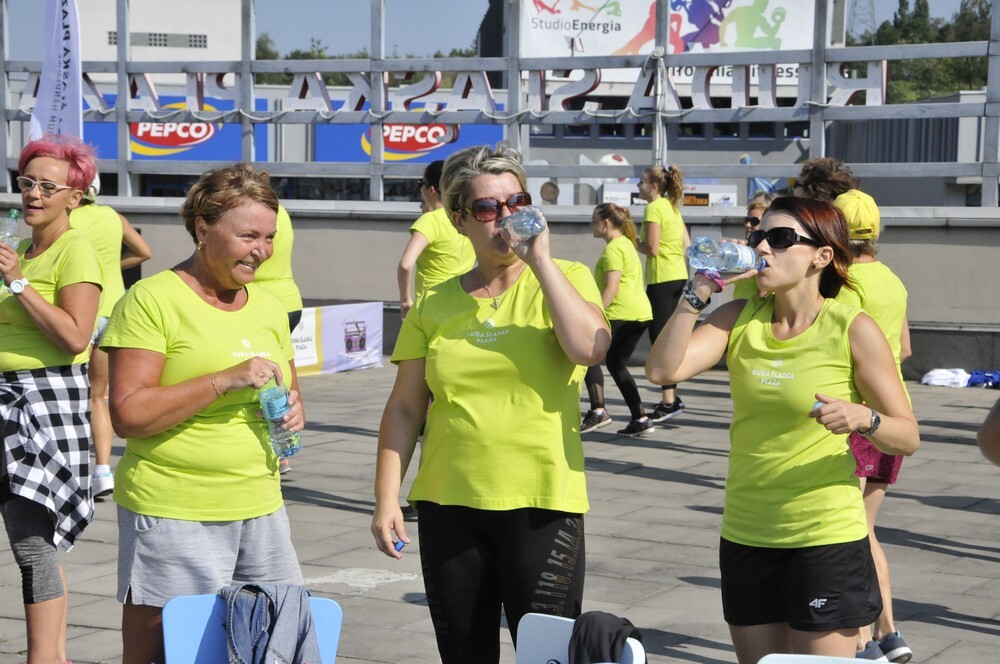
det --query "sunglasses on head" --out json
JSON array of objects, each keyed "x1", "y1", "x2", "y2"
[
  {"x1": 461, "y1": 192, "x2": 532, "y2": 222},
  {"x1": 748, "y1": 227, "x2": 823, "y2": 249},
  {"x1": 744, "y1": 215, "x2": 762, "y2": 227}
]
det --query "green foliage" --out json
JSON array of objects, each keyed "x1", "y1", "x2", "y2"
[{"x1": 850, "y1": 0, "x2": 989, "y2": 103}]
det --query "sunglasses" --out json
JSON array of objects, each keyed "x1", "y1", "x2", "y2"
[
  {"x1": 16, "y1": 176, "x2": 76, "y2": 197},
  {"x1": 417, "y1": 179, "x2": 428, "y2": 188},
  {"x1": 744, "y1": 216, "x2": 762, "y2": 227},
  {"x1": 748, "y1": 227, "x2": 823, "y2": 249},
  {"x1": 461, "y1": 192, "x2": 532, "y2": 222}
]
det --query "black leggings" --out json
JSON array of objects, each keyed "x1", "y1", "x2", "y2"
[
  {"x1": 646, "y1": 279, "x2": 686, "y2": 391},
  {"x1": 585, "y1": 319, "x2": 649, "y2": 419},
  {"x1": 416, "y1": 502, "x2": 585, "y2": 664}
]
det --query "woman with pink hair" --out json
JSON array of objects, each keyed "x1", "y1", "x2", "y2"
[{"x1": 0, "y1": 135, "x2": 103, "y2": 663}]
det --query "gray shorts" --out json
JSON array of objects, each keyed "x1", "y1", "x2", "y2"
[{"x1": 117, "y1": 504, "x2": 303, "y2": 607}]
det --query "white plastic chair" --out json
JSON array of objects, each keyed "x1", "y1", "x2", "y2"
[
  {"x1": 757, "y1": 654, "x2": 860, "y2": 664},
  {"x1": 162, "y1": 593, "x2": 342, "y2": 663},
  {"x1": 515, "y1": 612, "x2": 645, "y2": 664}
]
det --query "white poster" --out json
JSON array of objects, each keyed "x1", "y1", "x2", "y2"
[
  {"x1": 293, "y1": 302, "x2": 383, "y2": 376},
  {"x1": 521, "y1": 0, "x2": 813, "y2": 84},
  {"x1": 29, "y1": 0, "x2": 83, "y2": 140}
]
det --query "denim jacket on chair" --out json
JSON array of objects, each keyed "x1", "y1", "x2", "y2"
[{"x1": 220, "y1": 583, "x2": 322, "y2": 664}]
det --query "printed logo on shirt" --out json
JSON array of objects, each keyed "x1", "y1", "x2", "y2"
[
  {"x1": 231, "y1": 338, "x2": 273, "y2": 360},
  {"x1": 751, "y1": 366, "x2": 795, "y2": 387},
  {"x1": 466, "y1": 328, "x2": 509, "y2": 345}
]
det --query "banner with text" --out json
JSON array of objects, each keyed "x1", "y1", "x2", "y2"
[
  {"x1": 30, "y1": 0, "x2": 82, "y2": 139},
  {"x1": 520, "y1": 0, "x2": 812, "y2": 85},
  {"x1": 293, "y1": 302, "x2": 383, "y2": 376}
]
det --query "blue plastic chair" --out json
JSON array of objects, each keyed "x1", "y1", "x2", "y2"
[
  {"x1": 515, "y1": 612, "x2": 645, "y2": 664},
  {"x1": 162, "y1": 593, "x2": 342, "y2": 663}
]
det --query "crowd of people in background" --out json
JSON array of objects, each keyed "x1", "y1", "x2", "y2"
[{"x1": 11, "y1": 137, "x2": 1000, "y2": 664}]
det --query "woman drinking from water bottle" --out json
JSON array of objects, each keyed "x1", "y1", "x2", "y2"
[{"x1": 645, "y1": 196, "x2": 918, "y2": 664}]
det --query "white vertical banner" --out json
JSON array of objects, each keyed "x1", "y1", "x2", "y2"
[{"x1": 29, "y1": 0, "x2": 83, "y2": 140}]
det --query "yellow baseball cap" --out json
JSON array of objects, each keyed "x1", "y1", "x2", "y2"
[{"x1": 833, "y1": 189, "x2": 880, "y2": 240}]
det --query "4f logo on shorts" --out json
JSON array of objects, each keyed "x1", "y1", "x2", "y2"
[{"x1": 809, "y1": 598, "x2": 828, "y2": 608}]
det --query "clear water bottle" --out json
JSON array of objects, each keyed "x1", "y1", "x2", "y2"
[
  {"x1": 1, "y1": 210, "x2": 18, "y2": 287},
  {"x1": 258, "y1": 381, "x2": 301, "y2": 458},
  {"x1": 500, "y1": 205, "x2": 546, "y2": 242},
  {"x1": 687, "y1": 236, "x2": 766, "y2": 273},
  {"x1": 1, "y1": 209, "x2": 18, "y2": 247}
]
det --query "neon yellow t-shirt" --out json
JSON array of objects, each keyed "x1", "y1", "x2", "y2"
[
  {"x1": 0, "y1": 230, "x2": 103, "y2": 371},
  {"x1": 410, "y1": 207, "x2": 474, "y2": 298},
  {"x1": 253, "y1": 206, "x2": 303, "y2": 314},
  {"x1": 724, "y1": 296, "x2": 868, "y2": 548},
  {"x1": 392, "y1": 260, "x2": 602, "y2": 513},
  {"x1": 594, "y1": 236, "x2": 652, "y2": 322},
  {"x1": 641, "y1": 197, "x2": 688, "y2": 285},
  {"x1": 101, "y1": 270, "x2": 293, "y2": 521},
  {"x1": 836, "y1": 261, "x2": 908, "y2": 366},
  {"x1": 70, "y1": 203, "x2": 124, "y2": 317}
]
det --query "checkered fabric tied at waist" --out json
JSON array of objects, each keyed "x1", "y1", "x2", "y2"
[{"x1": 1, "y1": 363, "x2": 94, "y2": 551}]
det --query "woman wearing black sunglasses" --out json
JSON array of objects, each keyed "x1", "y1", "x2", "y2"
[
  {"x1": 646, "y1": 196, "x2": 918, "y2": 664},
  {"x1": 372, "y1": 143, "x2": 610, "y2": 663}
]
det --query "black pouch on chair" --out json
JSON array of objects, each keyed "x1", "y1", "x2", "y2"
[{"x1": 568, "y1": 610, "x2": 643, "y2": 664}]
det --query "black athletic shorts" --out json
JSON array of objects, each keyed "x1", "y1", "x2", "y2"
[{"x1": 719, "y1": 536, "x2": 882, "y2": 631}]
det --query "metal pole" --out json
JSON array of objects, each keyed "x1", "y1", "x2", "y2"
[
  {"x1": 116, "y1": 0, "x2": 131, "y2": 195},
  {"x1": 369, "y1": 0, "x2": 385, "y2": 201},
  {"x1": 808, "y1": 0, "x2": 830, "y2": 159},
  {"x1": 652, "y1": 0, "x2": 668, "y2": 167},
  {"x1": 506, "y1": 0, "x2": 528, "y2": 157},
  {"x1": 981, "y1": 2, "x2": 1000, "y2": 206},
  {"x1": 240, "y1": 0, "x2": 254, "y2": 163},
  {"x1": 0, "y1": 0, "x2": 10, "y2": 192}
]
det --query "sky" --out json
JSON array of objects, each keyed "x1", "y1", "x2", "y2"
[{"x1": 5, "y1": 0, "x2": 967, "y2": 60}]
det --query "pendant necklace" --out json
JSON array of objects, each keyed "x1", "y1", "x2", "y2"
[{"x1": 478, "y1": 263, "x2": 526, "y2": 328}]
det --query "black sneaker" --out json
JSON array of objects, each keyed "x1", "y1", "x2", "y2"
[
  {"x1": 580, "y1": 409, "x2": 612, "y2": 433},
  {"x1": 649, "y1": 398, "x2": 685, "y2": 423},
  {"x1": 618, "y1": 417, "x2": 654, "y2": 436}
]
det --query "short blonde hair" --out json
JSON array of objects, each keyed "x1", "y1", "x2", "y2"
[
  {"x1": 180, "y1": 164, "x2": 279, "y2": 244},
  {"x1": 442, "y1": 143, "x2": 528, "y2": 215}
]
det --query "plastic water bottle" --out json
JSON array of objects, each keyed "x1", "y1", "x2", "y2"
[
  {"x1": 500, "y1": 205, "x2": 546, "y2": 242},
  {"x1": 258, "y1": 381, "x2": 301, "y2": 458},
  {"x1": 687, "y1": 236, "x2": 766, "y2": 273},
  {"x1": 1, "y1": 210, "x2": 17, "y2": 287},
  {"x1": 1, "y1": 209, "x2": 18, "y2": 248}
]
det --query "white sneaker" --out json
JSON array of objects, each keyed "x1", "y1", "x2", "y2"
[{"x1": 92, "y1": 472, "x2": 115, "y2": 498}]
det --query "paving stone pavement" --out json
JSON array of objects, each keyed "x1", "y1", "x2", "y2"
[{"x1": 1, "y1": 363, "x2": 998, "y2": 663}]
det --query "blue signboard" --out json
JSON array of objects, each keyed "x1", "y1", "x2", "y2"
[
  {"x1": 83, "y1": 95, "x2": 268, "y2": 161},
  {"x1": 314, "y1": 101, "x2": 505, "y2": 163}
]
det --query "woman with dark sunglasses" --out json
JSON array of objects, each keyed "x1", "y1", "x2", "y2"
[
  {"x1": 372, "y1": 143, "x2": 610, "y2": 663},
  {"x1": 645, "y1": 196, "x2": 918, "y2": 664},
  {"x1": 635, "y1": 164, "x2": 691, "y2": 423},
  {"x1": 732, "y1": 191, "x2": 776, "y2": 301},
  {"x1": 0, "y1": 135, "x2": 103, "y2": 664}
]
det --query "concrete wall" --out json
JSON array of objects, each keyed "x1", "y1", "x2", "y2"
[{"x1": 5, "y1": 195, "x2": 996, "y2": 378}]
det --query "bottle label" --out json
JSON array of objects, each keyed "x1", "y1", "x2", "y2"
[
  {"x1": 732, "y1": 244, "x2": 759, "y2": 271},
  {"x1": 260, "y1": 389, "x2": 290, "y2": 420}
]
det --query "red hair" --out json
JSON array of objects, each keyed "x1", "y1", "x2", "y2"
[
  {"x1": 765, "y1": 196, "x2": 854, "y2": 299},
  {"x1": 18, "y1": 135, "x2": 98, "y2": 190}
]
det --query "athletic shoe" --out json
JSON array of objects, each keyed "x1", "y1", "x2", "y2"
[
  {"x1": 878, "y1": 631, "x2": 913, "y2": 663},
  {"x1": 91, "y1": 471, "x2": 115, "y2": 498},
  {"x1": 618, "y1": 417, "x2": 654, "y2": 436},
  {"x1": 279, "y1": 458, "x2": 291, "y2": 474},
  {"x1": 580, "y1": 410, "x2": 612, "y2": 433},
  {"x1": 649, "y1": 397, "x2": 685, "y2": 423},
  {"x1": 857, "y1": 640, "x2": 889, "y2": 661}
]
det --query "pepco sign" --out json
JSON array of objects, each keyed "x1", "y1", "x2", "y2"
[
  {"x1": 360, "y1": 123, "x2": 459, "y2": 161},
  {"x1": 130, "y1": 103, "x2": 222, "y2": 156}
]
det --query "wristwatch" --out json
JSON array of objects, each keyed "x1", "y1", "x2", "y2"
[
  {"x1": 7, "y1": 278, "x2": 29, "y2": 295},
  {"x1": 856, "y1": 408, "x2": 881, "y2": 436},
  {"x1": 7, "y1": 278, "x2": 28, "y2": 295}
]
